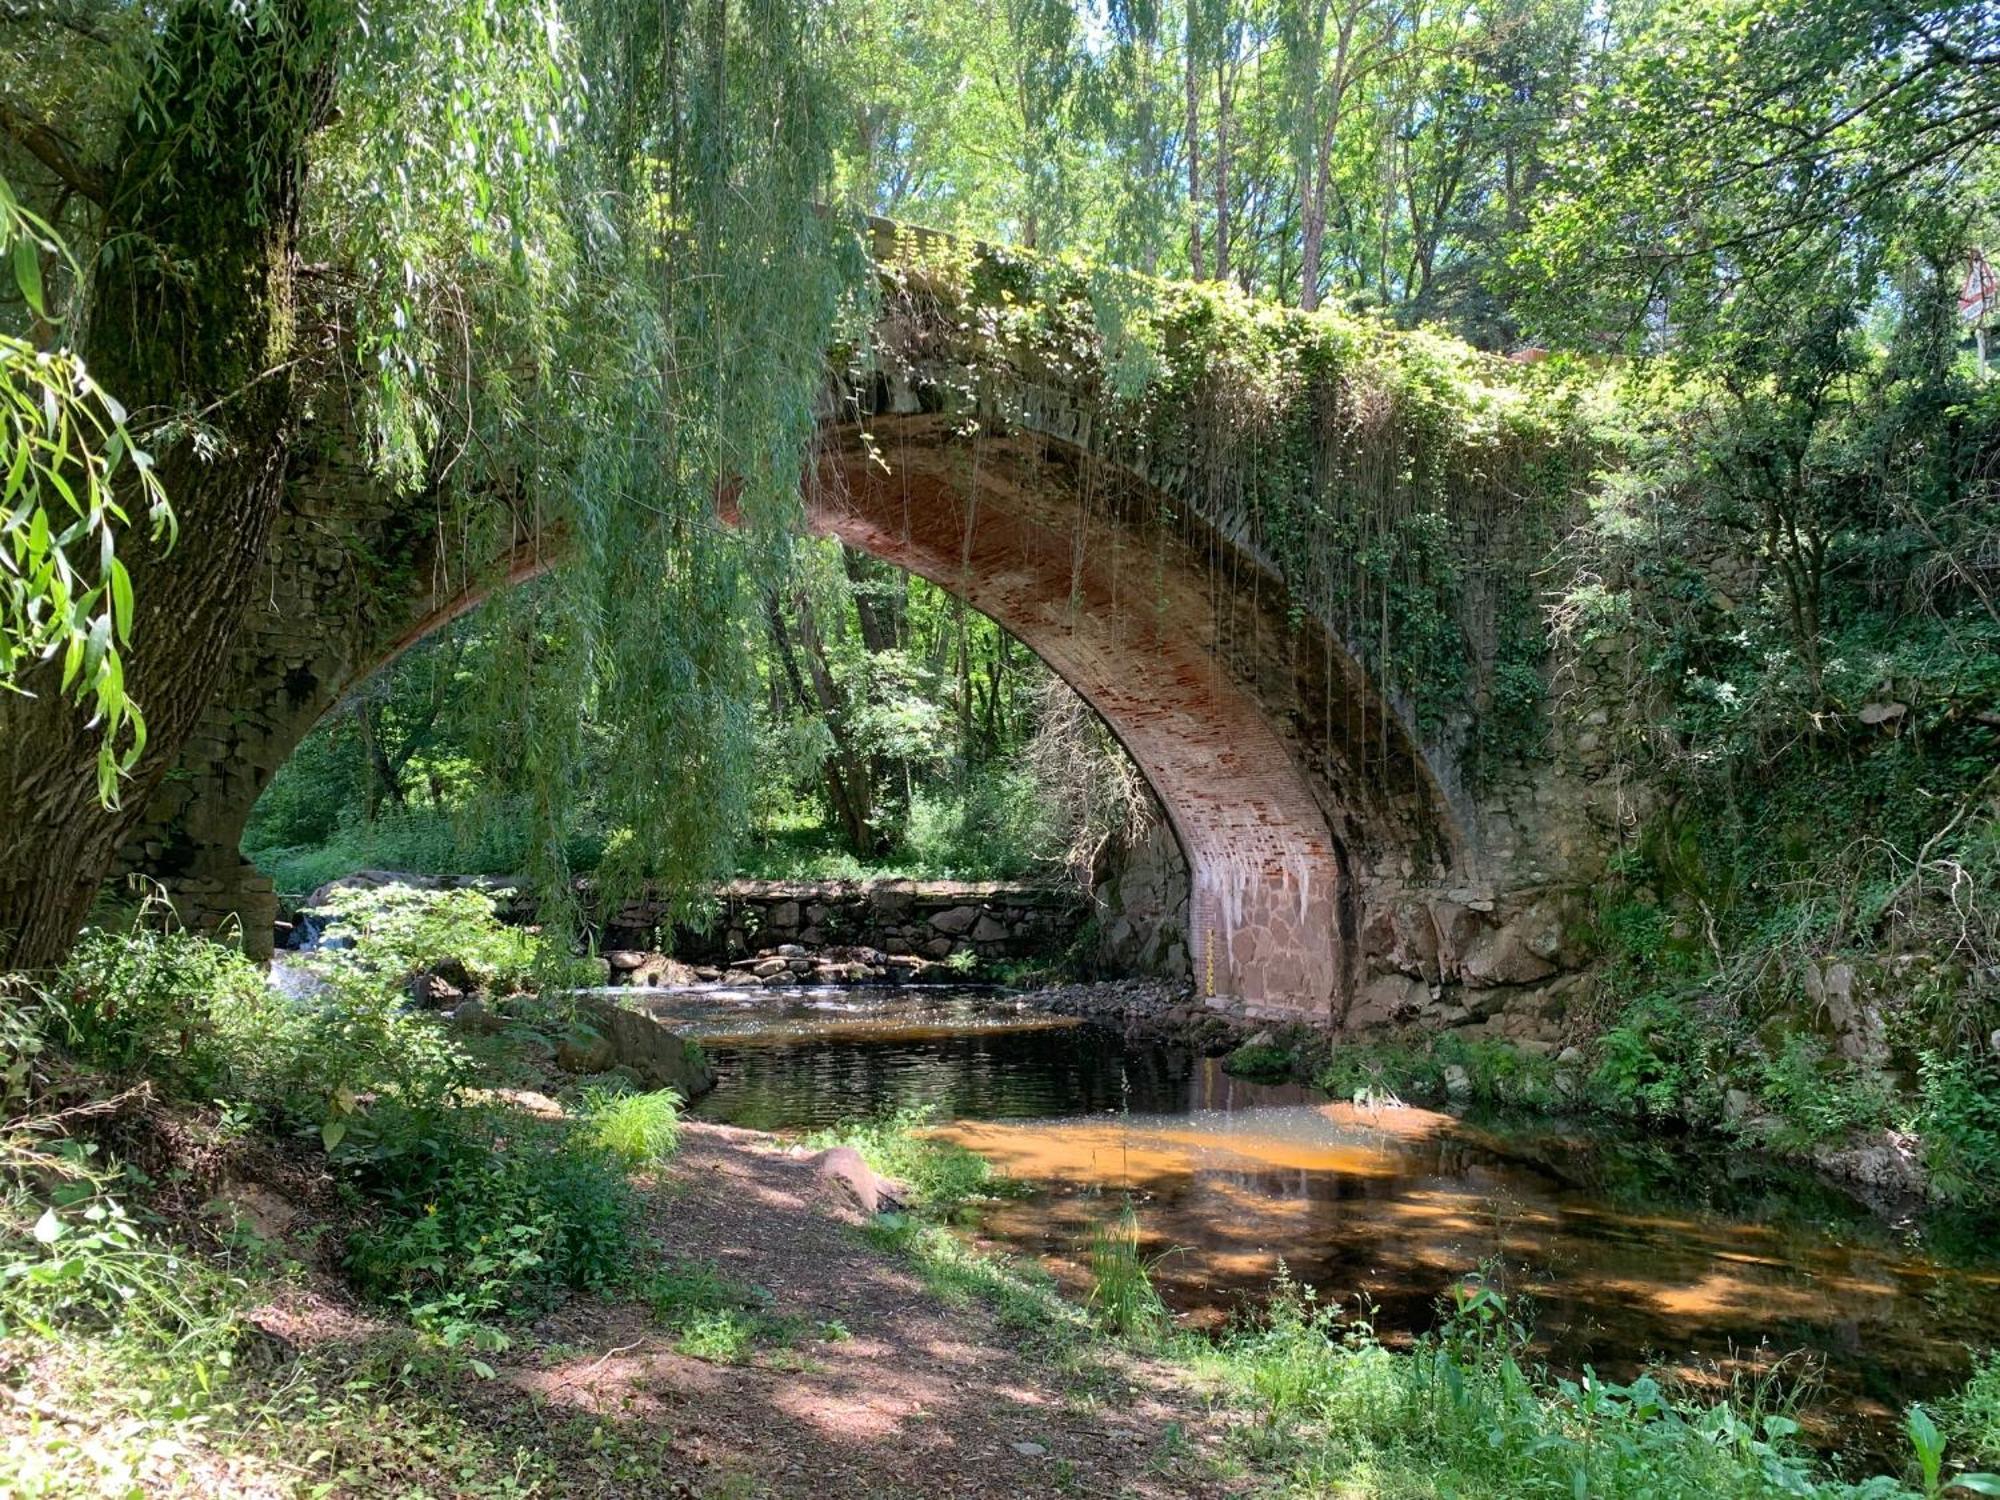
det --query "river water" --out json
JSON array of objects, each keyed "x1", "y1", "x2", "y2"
[{"x1": 650, "y1": 983, "x2": 2000, "y2": 1459}]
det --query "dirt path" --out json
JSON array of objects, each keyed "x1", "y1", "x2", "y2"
[{"x1": 505, "y1": 1121, "x2": 1244, "y2": 1500}]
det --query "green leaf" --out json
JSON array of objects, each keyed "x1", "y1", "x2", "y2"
[
  {"x1": 12, "y1": 236, "x2": 44, "y2": 318},
  {"x1": 108, "y1": 558, "x2": 133, "y2": 643},
  {"x1": 1948, "y1": 1478, "x2": 2000, "y2": 1497},
  {"x1": 321, "y1": 1119, "x2": 348, "y2": 1151}
]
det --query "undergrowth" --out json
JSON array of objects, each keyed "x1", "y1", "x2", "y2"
[
  {"x1": 2, "y1": 887, "x2": 696, "y2": 1492},
  {"x1": 1188, "y1": 1273, "x2": 2000, "y2": 1499}
]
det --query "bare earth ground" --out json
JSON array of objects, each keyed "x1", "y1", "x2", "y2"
[
  {"x1": 497, "y1": 1121, "x2": 1241, "y2": 1500},
  {"x1": 232, "y1": 1119, "x2": 1245, "y2": 1500}
]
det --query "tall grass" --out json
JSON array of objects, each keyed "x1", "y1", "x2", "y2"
[
  {"x1": 582, "y1": 1086, "x2": 682, "y2": 1165},
  {"x1": 1087, "y1": 1204, "x2": 1168, "y2": 1340},
  {"x1": 1189, "y1": 1276, "x2": 2000, "y2": 1499}
]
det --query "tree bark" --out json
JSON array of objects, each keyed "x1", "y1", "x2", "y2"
[
  {"x1": 1184, "y1": 3, "x2": 1206, "y2": 280},
  {"x1": 0, "y1": 2, "x2": 336, "y2": 969}
]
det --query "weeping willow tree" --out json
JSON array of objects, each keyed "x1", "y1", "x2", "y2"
[{"x1": 0, "y1": 0, "x2": 853, "y2": 967}]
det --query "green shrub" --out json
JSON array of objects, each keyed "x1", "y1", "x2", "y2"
[
  {"x1": 582, "y1": 1085, "x2": 682, "y2": 1166},
  {"x1": 1222, "y1": 1042, "x2": 1294, "y2": 1082},
  {"x1": 1316, "y1": 1040, "x2": 1443, "y2": 1102},
  {"x1": 1756, "y1": 1035, "x2": 1893, "y2": 1150},
  {"x1": 1913, "y1": 1051, "x2": 2000, "y2": 1211},
  {"x1": 1588, "y1": 995, "x2": 1716, "y2": 1120},
  {"x1": 1314, "y1": 1035, "x2": 1558, "y2": 1110},
  {"x1": 307, "y1": 882, "x2": 543, "y2": 992},
  {"x1": 51, "y1": 921, "x2": 474, "y2": 1157},
  {"x1": 52, "y1": 926, "x2": 278, "y2": 1091},
  {"x1": 346, "y1": 1117, "x2": 634, "y2": 1339}
]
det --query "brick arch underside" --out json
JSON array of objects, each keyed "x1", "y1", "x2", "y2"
[{"x1": 813, "y1": 415, "x2": 1458, "y2": 1020}]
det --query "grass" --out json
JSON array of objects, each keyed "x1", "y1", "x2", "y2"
[
  {"x1": 580, "y1": 1085, "x2": 682, "y2": 1166},
  {"x1": 1947, "y1": 1353, "x2": 2000, "y2": 1468},
  {"x1": 1182, "y1": 1276, "x2": 2000, "y2": 1500},
  {"x1": 808, "y1": 1106, "x2": 2000, "y2": 1500},
  {"x1": 640, "y1": 1257, "x2": 809, "y2": 1364},
  {"x1": 1222, "y1": 1040, "x2": 1296, "y2": 1082},
  {"x1": 804, "y1": 1107, "x2": 1023, "y2": 1219},
  {"x1": 1086, "y1": 1204, "x2": 1169, "y2": 1340}
]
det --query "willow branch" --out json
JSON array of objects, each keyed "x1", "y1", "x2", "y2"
[{"x1": 0, "y1": 97, "x2": 106, "y2": 206}]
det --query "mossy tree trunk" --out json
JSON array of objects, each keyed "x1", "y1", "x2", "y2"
[{"x1": 0, "y1": 1, "x2": 337, "y2": 970}]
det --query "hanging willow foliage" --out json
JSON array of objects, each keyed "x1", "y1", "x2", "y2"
[
  {"x1": 306, "y1": 0, "x2": 859, "y2": 924},
  {"x1": 0, "y1": 0, "x2": 858, "y2": 956}
]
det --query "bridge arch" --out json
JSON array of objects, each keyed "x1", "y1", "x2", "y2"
[
  {"x1": 122, "y1": 224, "x2": 1558, "y2": 1024},
  {"x1": 806, "y1": 406, "x2": 1460, "y2": 1018}
]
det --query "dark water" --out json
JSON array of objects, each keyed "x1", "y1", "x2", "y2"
[{"x1": 654, "y1": 984, "x2": 2000, "y2": 1459}]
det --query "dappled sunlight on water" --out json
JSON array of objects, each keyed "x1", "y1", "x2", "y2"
[{"x1": 677, "y1": 984, "x2": 2000, "y2": 1457}]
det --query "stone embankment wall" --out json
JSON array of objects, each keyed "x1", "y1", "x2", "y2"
[
  {"x1": 605, "y1": 879, "x2": 1089, "y2": 966},
  {"x1": 307, "y1": 871, "x2": 1091, "y2": 970}
]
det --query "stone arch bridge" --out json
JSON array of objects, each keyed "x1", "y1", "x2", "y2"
[{"x1": 126, "y1": 222, "x2": 1611, "y2": 1028}]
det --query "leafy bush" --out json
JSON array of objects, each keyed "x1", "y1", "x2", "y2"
[
  {"x1": 581, "y1": 1085, "x2": 682, "y2": 1166},
  {"x1": 346, "y1": 1116, "x2": 634, "y2": 1338},
  {"x1": 1588, "y1": 995, "x2": 1716, "y2": 1120},
  {"x1": 1222, "y1": 1042, "x2": 1294, "y2": 1082},
  {"x1": 1912, "y1": 1052, "x2": 2000, "y2": 1211},
  {"x1": 306, "y1": 882, "x2": 542, "y2": 993},
  {"x1": 52, "y1": 926, "x2": 279, "y2": 1091},
  {"x1": 1756, "y1": 1035, "x2": 1893, "y2": 1151},
  {"x1": 1314, "y1": 1034, "x2": 1559, "y2": 1111}
]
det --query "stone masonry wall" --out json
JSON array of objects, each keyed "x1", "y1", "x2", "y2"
[
  {"x1": 602, "y1": 879, "x2": 1088, "y2": 967},
  {"x1": 1091, "y1": 821, "x2": 1192, "y2": 981}
]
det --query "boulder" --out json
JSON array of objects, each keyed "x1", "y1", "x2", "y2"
[
  {"x1": 929, "y1": 905, "x2": 982, "y2": 935},
  {"x1": 572, "y1": 996, "x2": 717, "y2": 1098},
  {"x1": 451, "y1": 997, "x2": 505, "y2": 1034},
  {"x1": 1343, "y1": 973, "x2": 1428, "y2": 1031},
  {"x1": 409, "y1": 970, "x2": 464, "y2": 1008},
  {"x1": 556, "y1": 1029, "x2": 617, "y2": 1074},
  {"x1": 813, "y1": 1146, "x2": 905, "y2": 1214},
  {"x1": 971, "y1": 914, "x2": 1010, "y2": 943},
  {"x1": 1458, "y1": 916, "x2": 1559, "y2": 987},
  {"x1": 770, "y1": 901, "x2": 802, "y2": 929}
]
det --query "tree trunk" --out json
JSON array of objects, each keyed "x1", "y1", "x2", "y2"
[
  {"x1": 1211, "y1": 58, "x2": 1232, "y2": 284},
  {"x1": 1184, "y1": 6, "x2": 1206, "y2": 281},
  {"x1": 0, "y1": 2, "x2": 335, "y2": 970}
]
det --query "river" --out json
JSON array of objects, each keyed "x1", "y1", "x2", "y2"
[{"x1": 638, "y1": 982, "x2": 2000, "y2": 1461}]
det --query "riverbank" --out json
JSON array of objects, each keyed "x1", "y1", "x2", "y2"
[
  {"x1": 16, "y1": 1091, "x2": 1998, "y2": 1500},
  {"x1": 9, "y1": 899, "x2": 1998, "y2": 1497},
  {"x1": 1009, "y1": 975, "x2": 1982, "y2": 1214}
]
